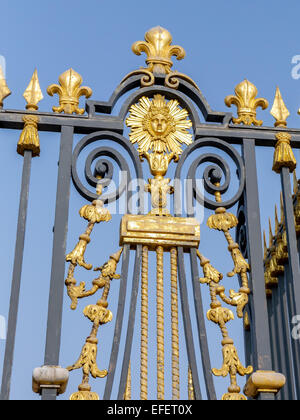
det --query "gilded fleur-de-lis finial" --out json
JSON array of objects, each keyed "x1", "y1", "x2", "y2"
[
  {"x1": 17, "y1": 69, "x2": 43, "y2": 157},
  {"x1": 225, "y1": 79, "x2": 268, "y2": 126},
  {"x1": 271, "y1": 87, "x2": 296, "y2": 173},
  {"x1": 0, "y1": 65, "x2": 11, "y2": 108},
  {"x1": 23, "y1": 69, "x2": 43, "y2": 111},
  {"x1": 132, "y1": 26, "x2": 185, "y2": 74},
  {"x1": 47, "y1": 68, "x2": 92, "y2": 114}
]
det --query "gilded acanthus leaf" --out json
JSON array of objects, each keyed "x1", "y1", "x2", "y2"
[
  {"x1": 70, "y1": 390, "x2": 99, "y2": 401},
  {"x1": 212, "y1": 343, "x2": 253, "y2": 378},
  {"x1": 83, "y1": 304, "x2": 113, "y2": 325},
  {"x1": 207, "y1": 209, "x2": 238, "y2": 232},
  {"x1": 67, "y1": 339, "x2": 108, "y2": 379},
  {"x1": 227, "y1": 245, "x2": 250, "y2": 277},
  {"x1": 207, "y1": 307, "x2": 234, "y2": 325},
  {"x1": 79, "y1": 203, "x2": 111, "y2": 223},
  {"x1": 199, "y1": 262, "x2": 223, "y2": 285}
]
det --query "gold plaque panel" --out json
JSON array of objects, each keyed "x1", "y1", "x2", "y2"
[{"x1": 120, "y1": 214, "x2": 200, "y2": 250}]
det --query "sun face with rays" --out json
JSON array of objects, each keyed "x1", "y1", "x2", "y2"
[{"x1": 126, "y1": 94, "x2": 193, "y2": 155}]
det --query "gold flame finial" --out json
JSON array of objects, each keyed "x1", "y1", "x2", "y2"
[
  {"x1": 270, "y1": 86, "x2": 290, "y2": 127},
  {"x1": 132, "y1": 26, "x2": 185, "y2": 74},
  {"x1": 23, "y1": 69, "x2": 43, "y2": 111},
  {"x1": 47, "y1": 68, "x2": 92, "y2": 114},
  {"x1": 271, "y1": 87, "x2": 296, "y2": 173},
  {"x1": 0, "y1": 66, "x2": 11, "y2": 108},
  {"x1": 17, "y1": 69, "x2": 43, "y2": 157},
  {"x1": 225, "y1": 79, "x2": 268, "y2": 126}
]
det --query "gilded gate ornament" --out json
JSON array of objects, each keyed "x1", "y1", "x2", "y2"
[
  {"x1": 225, "y1": 79, "x2": 268, "y2": 126},
  {"x1": 126, "y1": 94, "x2": 192, "y2": 215},
  {"x1": 207, "y1": 205, "x2": 251, "y2": 318},
  {"x1": 197, "y1": 251, "x2": 253, "y2": 400},
  {"x1": 271, "y1": 87, "x2": 296, "y2": 173},
  {"x1": 132, "y1": 26, "x2": 185, "y2": 75},
  {"x1": 67, "y1": 248, "x2": 122, "y2": 400},
  {"x1": 17, "y1": 70, "x2": 43, "y2": 157},
  {"x1": 122, "y1": 27, "x2": 199, "y2": 90},
  {"x1": 47, "y1": 68, "x2": 92, "y2": 114}
]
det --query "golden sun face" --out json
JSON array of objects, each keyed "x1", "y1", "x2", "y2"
[{"x1": 126, "y1": 94, "x2": 193, "y2": 154}]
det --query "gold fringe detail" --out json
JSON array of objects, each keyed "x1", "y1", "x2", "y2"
[
  {"x1": 17, "y1": 115, "x2": 40, "y2": 157},
  {"x1": 272, "y1": 132, "x2": 296, "y2": 173}
]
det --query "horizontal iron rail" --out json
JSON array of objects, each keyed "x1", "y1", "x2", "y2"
[{"x1": 1, "y1": 109, "x2": 300, "y2": 147}]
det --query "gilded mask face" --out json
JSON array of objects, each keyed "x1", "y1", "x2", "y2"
[{"x1": 150, "y1": 113, "x2": 168, "y2": 137}]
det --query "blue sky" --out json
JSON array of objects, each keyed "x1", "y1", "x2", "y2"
[{"x1": 0, "y1": 0, "x2": 299, "y2": 400}]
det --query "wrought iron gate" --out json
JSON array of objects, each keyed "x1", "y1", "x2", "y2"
[{"x1": 1, "y1": 26, "x2": 299, "y2": 400}]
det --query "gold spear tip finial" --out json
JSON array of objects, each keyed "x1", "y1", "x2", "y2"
[
  {"x1": 268, "y1": 218, "x2": 274, "y2": 248},
  {"x1": 275, "y1": 204, "x2": 279, "y2": 235},
  {"x1": 23, "y1": 69, "x2": 43, "y2": 111},
  {"x1": 270, "y1": 86, "x2": 290, "y2": 127},
  {"x1": 263, "y1": 230, "x2": 268, "y2": 259},
  {"x1": 0, "y1": 65, "x2": 11, "y2": 108},
  {"x1": 132, "y1": 26, "x2": 186, "y2": 74}
]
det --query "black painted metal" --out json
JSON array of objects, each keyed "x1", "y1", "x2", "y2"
[
  {"x1": 0, "y1": 150, "x2": 32, "y2": 400},
  {"x1": 71, "y1": 131, "x2": 143, "y2": 204},
  {"x1": 2, "y1": 72, "x2": 300, "y2": 400},
  {"x1": 277, "y1": 273, "x2": 296, "y2": 400},
  {"x1": 242, "y1": 140, "x2": 274, "y2": 372},
  {"x1": 279, "y1": 269, "x2": 297, "y2": 400},
  {"x1": 272, "y1": 287, "x2": 283, "y2": 400},
  {"x1": 103, "y1": 244, "x2": 130, "y2": 400},
  {"x1": 42, "y1": 126, "x2": 74, "y2": 400},
  {"x1": 117, "y1": 245, "x2": 142, "y2": 400},
  {"x1": 175, "y1": 137, "x2": 245, "y2": 212},
  {"x1": 189, "y1": 249, "x2": 217, "y2": 400},
  {"x1": 177, "y1": 247, "x2": 202, "y2": 400},
  {"x1": 281, "y1": 167, "x2": 300, "y2": 394}
]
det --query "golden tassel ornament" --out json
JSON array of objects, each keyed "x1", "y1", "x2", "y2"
[{"x1": 271, "y1": 87, "x2": 296, "y2": 173}]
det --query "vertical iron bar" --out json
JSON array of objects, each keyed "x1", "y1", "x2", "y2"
[
  {"x1": 283, "y1": 261, "x2": 300, "y2": 397},
  {"x1": 103, "y1": 244, "x2": 130, "y2": 400},
  {"x1": 0, "y1": 150, "x2": 32, "y2": 400},
  {"x1": 42, "y1": 126, "x2": 74, "y2": 400},
  {"x1": 272, "y1": 286, "x2": 283, "y2": 400},
  {"x1": 279, "y1": 269, "x2": 296, "y2": 400},
  {"x1": 280, "y1": 166, "x2": 300, "y2": 393},
  {"x1": 189, "y1": 249, "x2": 216, "y2": 400},
  {"x1": 266, "y1": 296, "x2": 276, "y2": 372},
  {"x1": 242, "y1": 139, "x2": 274, "y2": 400},
  {"x1": 177, "y1": 247, "x2": 202, "y2": 400},
  {"x1": 117, "y1": 245, "x2": 142, "y2": 400}
]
